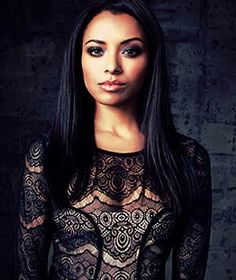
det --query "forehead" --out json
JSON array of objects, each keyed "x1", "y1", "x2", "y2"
[{"x1": 83, "y1": 11, "x2": 145, "y2": 42}]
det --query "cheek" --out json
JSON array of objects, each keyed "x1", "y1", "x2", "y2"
[
  {"x1": 127, "y1": 58, "x2": 149, "y2": 84},
  {"x1": 82, "y1": 59, "x2": 99, "y2": 88}
]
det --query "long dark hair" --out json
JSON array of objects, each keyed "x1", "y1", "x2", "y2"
[{"x1": 45, "y1": 0, "x2": 198, "y2": 217}]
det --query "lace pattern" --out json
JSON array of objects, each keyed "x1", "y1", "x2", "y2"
[{"x1": 18, "y1": 134, "x2": 212, "y2": 280}]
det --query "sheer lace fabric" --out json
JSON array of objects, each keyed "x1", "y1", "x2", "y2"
[{"x1": 18, "y1": 134, "x2": 212, "y2": 280}]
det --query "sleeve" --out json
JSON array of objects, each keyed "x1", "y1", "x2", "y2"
[
  {"x1": 17, "y1": 137, "x2": 52, "y2": 280},
  {"x1": 172, "y1": 142, "x2": 212, "y2": 280}
]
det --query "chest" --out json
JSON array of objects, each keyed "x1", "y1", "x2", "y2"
[
  {"x1": 51, "y1": 202, "x2": 177, "y2": 279},
  {"x1": 50, "y1": 151, "x2": 178, "y2": 279}
]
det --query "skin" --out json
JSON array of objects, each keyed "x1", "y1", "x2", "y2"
[{"x1": 81, "y1": 11, "x2": 150, "y2": 152}]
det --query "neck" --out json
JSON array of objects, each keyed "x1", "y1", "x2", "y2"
[{"x1": 94, "y1": 102, "x2": 140, "y2": 139}]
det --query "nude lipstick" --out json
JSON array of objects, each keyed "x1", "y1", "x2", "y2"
[{"x1": 98, "y1": 80, "x2": 126, "y2": 92}]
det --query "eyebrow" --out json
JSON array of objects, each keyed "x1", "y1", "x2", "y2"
[{"x1": 84, "y1": 37, "x2": 145, "y2": 46}]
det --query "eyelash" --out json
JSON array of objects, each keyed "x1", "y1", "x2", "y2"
[{"x1": 86, "y1": 46, "x2": 143, "y2": 58}]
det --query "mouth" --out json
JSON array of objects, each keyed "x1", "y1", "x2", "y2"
[{"x1": 98, "y1": 83, "x2": 126, "y2": 92}]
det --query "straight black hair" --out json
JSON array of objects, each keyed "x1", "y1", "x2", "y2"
[{"x1": 45, "y1": 0, "x2": 198, "y2": 218}]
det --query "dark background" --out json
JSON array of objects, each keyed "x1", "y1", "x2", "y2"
[{"x1": 0, "y1": 0, "x2": 235, "y2": 279}]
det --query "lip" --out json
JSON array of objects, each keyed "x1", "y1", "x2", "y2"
[
  {"x1": 98, "y1": 80, "x2": 126, "y2": 92},
  {"x1": 99, "y1": 83, "x2": 126, "y2": 92},
  {"x1": 98, "y1": 80, "x2": 126, "y2": 86}
]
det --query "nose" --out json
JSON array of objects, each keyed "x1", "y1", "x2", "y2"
[{"x1": 105, "y1": 52, "x2": 122, "y2": 75}]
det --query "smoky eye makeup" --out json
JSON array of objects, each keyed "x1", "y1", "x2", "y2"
[
  {"x1": 85, "y1": 44, "x2": 145, "y2": 58},
  {"x1": 122, "y1": 45, "x2": 144, "y2": 57},
  {"x1": 86, "y1": 46, "x2": 104, "y2": 56}
]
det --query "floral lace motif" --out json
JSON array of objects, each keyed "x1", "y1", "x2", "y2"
[{"x1": 18, "y1": 134, "x2": 212, "y2": 280}]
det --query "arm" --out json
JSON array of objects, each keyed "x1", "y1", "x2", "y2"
[
  {"x1": 172, "y1": 143, "x2": 212, "y2": 280},
  {"x1": 18, "y1": 137, "x2": 52, "y2": 280}
]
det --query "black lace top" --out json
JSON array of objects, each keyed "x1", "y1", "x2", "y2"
[{"x1": 18, "y1": 133, "x2": 212, "y2": 280}]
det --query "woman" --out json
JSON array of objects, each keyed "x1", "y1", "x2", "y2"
[{"x1": 18, "y1": 0, "x2": 212, "y2": 279}]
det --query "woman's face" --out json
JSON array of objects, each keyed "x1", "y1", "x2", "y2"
[{"x1": 81, "y1": 11, "x2": 149, "y2": 107}]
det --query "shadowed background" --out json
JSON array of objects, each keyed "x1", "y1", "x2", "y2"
[{"x1": 0, "y1": 0, "x2": 235, "y2": 279}]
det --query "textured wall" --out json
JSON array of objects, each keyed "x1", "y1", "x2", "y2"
[
  {"x1": 153, "y1": 1, "x2": 236, "y2": 279},
  {"x1": 0, "y1": 0, "x2": 235, "y2": 279}
]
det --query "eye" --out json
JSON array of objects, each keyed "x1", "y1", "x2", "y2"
[
  {"x1": 122, "y1": 46, "x2": 143, "y2": 57},
  {"x1": 86, "y1": 47, "x2": 104, "y2": 57}
]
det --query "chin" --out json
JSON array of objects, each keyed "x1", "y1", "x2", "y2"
[
  {"x1": 90, "y1": 89, "x2": 124, "y2": 104},
  {"x1": 95, "y1": 94, "x2": 138, "y2": 108},
  {"x1": 95, "y1": 98, "x2": 126, "y2": 107}
]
